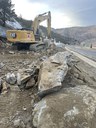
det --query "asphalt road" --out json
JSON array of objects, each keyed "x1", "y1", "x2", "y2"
[{"x1": 66, "y1": 46, "x2": 96, "y2": 62}]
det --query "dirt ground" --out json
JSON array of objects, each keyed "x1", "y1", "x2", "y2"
[
  {"x1": 0, "y1": 88, "x2": 36, "y2": 128},
  {"x1": 0, "y1": 49, "x2": 41, "y2": 128}
]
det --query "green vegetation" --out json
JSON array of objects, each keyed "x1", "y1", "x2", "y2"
[{"x1": 0, "y1": 0, "x2": 16, "y2": 26}]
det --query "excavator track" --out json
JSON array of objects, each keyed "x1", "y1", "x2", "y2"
[
  {"x1": 29, "y1": 42, "x2": 48, "y2": 51},
  {"x1": 12, "y1": 43, "x2": 30, "y2": 50}
]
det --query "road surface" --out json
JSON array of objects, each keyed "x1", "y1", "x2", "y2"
[{"x1": 66, "y1": 46, "x2": 96, "y2": 62}]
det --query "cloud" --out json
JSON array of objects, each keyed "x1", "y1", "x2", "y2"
[
  {"x1": 28, "y1": 0, "x2": 96, "y2": 26},
  {"x1": 12, "y1": 0, "x2": 96, "y2": 28},
  {"x1": 12, "y1": 0, "x2": 49, "y2": 20}
]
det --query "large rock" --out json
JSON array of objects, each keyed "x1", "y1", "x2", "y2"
[
  {"x1": 33, "y1": 85, "x2": 96, "y2": 128},
  {"x1": 6, "y1": 73, "x2": 17, "y2": 85},
  {"x1": 25, "y1": 78, "x2": 35, "y2": 89},
  {"x1": 38, "y1": 52, "x2": 71, "y2": 96}
]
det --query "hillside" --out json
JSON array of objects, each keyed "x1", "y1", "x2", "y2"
[
  {"x1": 16, "y1": 17, "x2": 32, "y2": 29},
  {"x1": 39, "y1": 26, "x2": 78, "y2": 44},
  {"x1": 56, "y1": 26, "x2": 96, "y2": 44}
]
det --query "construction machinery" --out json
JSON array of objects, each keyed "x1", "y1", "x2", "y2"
[{"x1": 6, "y1": 11, "x2": 51, "y2": 50}]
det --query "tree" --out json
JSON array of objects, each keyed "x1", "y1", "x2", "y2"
[{"x1": 0, "y1": 0, "x2": 15, "y2": 26}]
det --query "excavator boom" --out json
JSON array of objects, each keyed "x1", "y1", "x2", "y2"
[{"x1": 32, "y1": 11, "x2": 51, "y2": 38}]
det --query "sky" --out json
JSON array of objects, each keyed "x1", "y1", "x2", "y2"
[{"x1": 12, "y1": 0, "x2": 96, "y2": 28}]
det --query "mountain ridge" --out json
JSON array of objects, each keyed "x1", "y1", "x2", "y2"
[{"x1": 55, "y1": 25, "x2": 96, "y2": 44}]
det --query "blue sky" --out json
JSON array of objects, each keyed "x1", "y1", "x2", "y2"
[{"x1": 12, "y1": 0, "x2": 96, "y2": 28}]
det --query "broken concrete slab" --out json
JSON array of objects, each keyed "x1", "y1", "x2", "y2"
[
  {"x1": 33, "y1": 85, "x2": 96, "y2": 128},
  {"x1": 38, "y1": 52, "x2": 72, "y2": 97}
]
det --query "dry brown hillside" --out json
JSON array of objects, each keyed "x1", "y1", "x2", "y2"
[{"x1": 56, "y1": 26, "x2": 96, "y2": 43}]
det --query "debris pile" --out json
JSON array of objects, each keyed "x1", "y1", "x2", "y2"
[
  {"x1": 0, "y1": 42, "x2": 96, "y2": 128},
  {"x1": 0, "y1": 61, "x2": 39, "y2": 94},
  {"x1": 31, "y1": 51, "x2": 96, "y2": 128}
]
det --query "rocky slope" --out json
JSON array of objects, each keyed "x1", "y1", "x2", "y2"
[{"x1": 40, "y1": 26, "x2": 78, "y2": 44}]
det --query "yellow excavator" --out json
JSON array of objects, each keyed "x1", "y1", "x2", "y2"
[{"x1": 6, "y1": 11, "x2": 51, "y2": 50}]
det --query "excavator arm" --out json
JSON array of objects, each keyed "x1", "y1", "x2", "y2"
[{"x1": 32, "y1": 11, "x2": 51, "y2": 38}]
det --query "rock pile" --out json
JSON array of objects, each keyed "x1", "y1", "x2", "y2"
[{"x1": 32, "y1": 51, "x2": 96, "y2": 128}]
